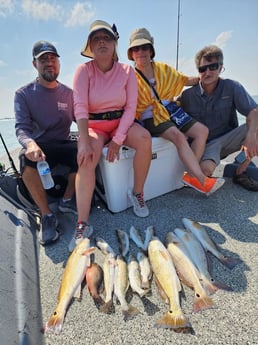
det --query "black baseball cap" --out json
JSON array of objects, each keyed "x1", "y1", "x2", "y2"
[{"x1": 32, "y1": 40, "x2": 60, "y2": 59}]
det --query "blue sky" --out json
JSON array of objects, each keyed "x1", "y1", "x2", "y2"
[{"x1": 0, "y1": 0, "x2": 258, "y2": 118}]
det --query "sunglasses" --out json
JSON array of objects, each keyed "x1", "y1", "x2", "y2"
[
  {"x1": 131, "y1": 44, "x2": 151, "y2": 52},
  {"x1": 198, "y1": 62, "x2": 221, "y2": 73}
]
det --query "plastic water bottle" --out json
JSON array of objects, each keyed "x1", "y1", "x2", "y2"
[{"x1": 37, "y1": 161, "x2": 54, "y2": 190}]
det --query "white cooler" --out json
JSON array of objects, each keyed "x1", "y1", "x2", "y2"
[{"x1": 95, "y1": 137, "x2": 185, "y2": 213}]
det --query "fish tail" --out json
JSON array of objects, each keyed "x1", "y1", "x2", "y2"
[
  {"x1": 193, "y1": 294, "x2": 215, "y2": 313},
  {"x1": 221, "y1": 256, "x2": 242, "y2": 269},
  {"x1": 122, "y1": 304, "x2": 140, "y2": 321},
  {"x1": 202, "y1": 280, "x2": 220, "y2": 295},
  {"x1": 99, "y1": 299, "x2": 115, "y2": 314},
  {"x1": 43, "y1": 310, "x2": 65, "y2": 335},
  {"x1": 92, "y1": 295, "x2": 105, "y2": 308},
  {"x1": 155, "y1": 309, "x2": 192, "y2": 330}
]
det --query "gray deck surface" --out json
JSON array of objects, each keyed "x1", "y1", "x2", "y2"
[{"x1": 1, "y1": 149, "x2": 258, "y2": 345}]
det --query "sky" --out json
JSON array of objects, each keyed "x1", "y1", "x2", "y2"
[{"x1": 0, "y1": 0, "x2": 258, "y2": 119}]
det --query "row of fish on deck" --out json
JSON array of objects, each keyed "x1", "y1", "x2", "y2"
[{"x1": 42, "y1": 218, "x2": 242, "y2": 335}]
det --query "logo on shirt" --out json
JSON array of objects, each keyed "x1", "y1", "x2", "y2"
[{"x1": 58, "y1": 102, "x2": 68, "y2": 111}]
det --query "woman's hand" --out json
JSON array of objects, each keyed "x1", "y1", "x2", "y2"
[
  {"x1": 106, "y1": 140, "x2": 121, "y2": 162},
  {"x1": 77, "y1": 137, "x2": 94, "y2": 166}
]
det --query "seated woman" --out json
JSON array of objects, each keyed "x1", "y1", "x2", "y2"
[
  {"x1": 69, "y1": 20, "x2": 152, "y2": 252},
  {"x1": 127, "y1": 27, "x2": 225, "y2": 196}
]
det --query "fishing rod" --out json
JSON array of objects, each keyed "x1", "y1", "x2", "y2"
[
  {"x1": 0, "y1": 132, "x2": 20, "y2": 176},
  {"x1": 175, "y1": 0, "x2": 181, "y2": 71}
]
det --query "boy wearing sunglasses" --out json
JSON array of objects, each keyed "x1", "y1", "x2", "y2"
[{"x1": 180, "y1": 45, "x2": 258, "y2": 191}]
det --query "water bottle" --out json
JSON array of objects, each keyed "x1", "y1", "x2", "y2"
[{"x1": 37, "y1": 160, "x2": 54, "y2": 190}]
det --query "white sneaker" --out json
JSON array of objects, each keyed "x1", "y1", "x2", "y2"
[{"x1": 128, "y1": 190, "x2": 149, "y2": 218}]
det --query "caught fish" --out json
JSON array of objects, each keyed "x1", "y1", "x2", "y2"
[
  {"x1": 148, "y1": 236, "x2": 192, "y2": 331},
  {"x1": 137, "y1": 251, "x2": 152, "y2": 290},
  {"x1": 116, "y1": 229, "x2": 130, "y2": 257},
  {"x1": 166, "y1": 232, "x2": 215, "y2": 313},
  {"x1": 85, "y1": 262, "x2": 105, "y2": 307},
  {"x1": 128, "y1": 254, "x2": 150, "y2": 297},
  {"x1": 99, "y1": 252, "x2": 116, "y2": 314},
  {"x1": 182, "y1": 218, "x2": 242, "y2": 269},
  {"x1": 42, "y1": 239, "x2": 95, "y2": 335},
  {"x1": 142, "y1": 225, "x2": 155, "y2": 251},
  {"x1": 114, "y1": 254, "x2": 140, "y2": 321},
  {"x1": 129, "y1": 225, "x2": 145, "y2": 250},
  {"x1": 95, "y1": 236, "x2": 116, "y2": 256},
  {"x1": 174, "y1": 227, "x2": 232, "y2": 294}
]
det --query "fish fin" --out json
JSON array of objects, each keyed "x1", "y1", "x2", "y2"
[
  {"x1": 155, "y1": 310, "x2": 192, "y2": 330},
  {"x1": 220, "y1": 256, "x2": 242, "y2": 269},
  {"x1": 193, "y1": 294, "x2": 215, "y2": 313},
  {"x1": 73, "y1": 284, "x2": 82, "y2": 300},
  {"x1": 154, "y1": 276, "x2": 169, "y2": 304},
  {"x1": 99, "y1": 299, "x2": 115, "y2": 314},
  {"x1": 43, "y1": 310, "x2": 65, "y2": 335},
  {"x1": 202, "y1": 277, "x2": 233, "y2": 294},
  {"x1": 122, "y1": 304, "x2": 140, "y2": 321},
  {"x1": 81, "y1": 247, "x2": 96, "y2": 256}
]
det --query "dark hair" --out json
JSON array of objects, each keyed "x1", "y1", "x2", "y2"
[{"x1": 195, "y1": 45, "x2": 223, "y2": 68}]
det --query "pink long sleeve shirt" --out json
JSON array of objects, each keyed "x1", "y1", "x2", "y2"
[{"x1": 73, "y1": 60, "x2": 138, "y2": 145}]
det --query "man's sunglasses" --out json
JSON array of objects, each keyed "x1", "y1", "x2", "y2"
[
  {"x1": 198, "y1": 62, "x2": 221, "y2": 73},
  {"x1": 131, "y1": 44, "x2": 151, "y2": 52}
]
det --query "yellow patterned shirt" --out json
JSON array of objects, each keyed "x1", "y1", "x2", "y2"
[{"x1": 135, "y1": 61, "x2": 188, "y2": 126}]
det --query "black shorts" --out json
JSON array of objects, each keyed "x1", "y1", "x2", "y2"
[
  {"x1": 142, "y1": 117, "x2": 196, "y2": 137},
  {"x1": 19, "y1": 140, "x2": 78, "y2": 173}
]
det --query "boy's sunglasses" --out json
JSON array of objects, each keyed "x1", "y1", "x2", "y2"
[
  {"x1": 131, "y1": 44, "x2": 151, "y2": 52},
  {"x1": 198, "y1": 62, "x2": 221, "y2": 73}
]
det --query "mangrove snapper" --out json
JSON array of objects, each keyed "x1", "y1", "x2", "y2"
[{"x1": 85, "y1": 262, "x2": 105, "y2": 307}]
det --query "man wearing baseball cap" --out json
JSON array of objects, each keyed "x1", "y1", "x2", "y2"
[{"x1": 14, "y1": 40, "x2": 78, "y2": 246}]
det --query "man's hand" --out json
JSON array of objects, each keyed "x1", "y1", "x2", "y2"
[{"x1": 25, "y1": 141, "x2": 45, "y2": 161}]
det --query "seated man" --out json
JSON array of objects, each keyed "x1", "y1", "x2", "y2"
[
  {"x1": 15, "y1": 40, "x2": 78, "y2": 245},
  {"x1": 180, "y1": 45, "x2": 258, "y2": 191}
]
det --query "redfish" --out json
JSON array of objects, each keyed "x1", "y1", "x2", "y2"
[
  {"x1": 42, "y1": 238, "x2": 95, "y2": 335},
  {"x1": 166, "y1": 232, "x2": 215, "y2": 313},
  {"x1": 148, "y1": 236, "x2": 192, "y2": 331},
  {"x1": 174, "y1": 227, "x2": 232, "y2": 294}
]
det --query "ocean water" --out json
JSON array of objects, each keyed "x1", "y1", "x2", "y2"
[
  {"x1": 0, "y1": 95, "x2": 257, "y2": 158},
  {"x1": 0, "y1": 119, "x2": 78, "y2": 158}
]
